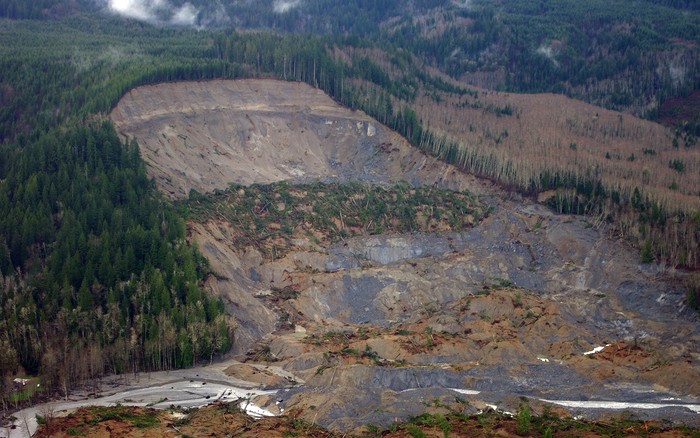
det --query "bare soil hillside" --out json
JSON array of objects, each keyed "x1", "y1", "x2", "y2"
[
  {"x1": 111, "y1": 79, "x2": 485, "y2": 199},
  {"x1": 412, "y1": 86, "x2": 700, "y2": 211},
  {"x1": 110, "y1": 80, "x2": 700, "y2": 432}
]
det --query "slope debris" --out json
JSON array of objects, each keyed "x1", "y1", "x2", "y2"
[
  {"x1": 110, "y1": 79, "x2": 700, "y2": 431},
  {"x1": 111, "y1": 79, "x2": 483, "y2": 199}
]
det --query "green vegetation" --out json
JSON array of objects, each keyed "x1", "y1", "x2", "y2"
[
  {"x1": 0, "y1": 16, "x2": 239, "y2": 408},
  {"x1": 669, "y1": 158, "x2": 686, "y2": 172},
  {"x1": 0, "y1": 120, "x2": 234, "y2": 401},
  {"x1": 516, "y1": 401, "x2": 532, "y2": 436},
  {"x1": 182, "y1": 181, "x2": 487, "y2": 260},
  {"x1": 85, "y1": 406, "x2": 159, "y2": 429},
  {"x1": 371, "y1": 407, "x2": 694, "y2": 438},
  {"x1": 391, "y1": 0, "x2": 700, "y2": 117},
  {"x1": 685, "y1": 274, "x2": 700, "y2": 315}
]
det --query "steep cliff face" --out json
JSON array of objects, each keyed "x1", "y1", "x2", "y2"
[
  {"x1": 111, "y1": 79, "x2": 700, "y2": 430},
  {"x1": 111, "y1": 79, "x2": 485, "y2": 199}
]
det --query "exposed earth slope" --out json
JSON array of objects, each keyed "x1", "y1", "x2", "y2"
[
  {"x1": 110, "y1": 79, "x2": 700, "y2": 432},
  {"x1": 111, "y1": 79, "x2": 482, "y2": 199}
]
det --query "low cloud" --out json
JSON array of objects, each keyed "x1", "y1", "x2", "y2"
[
  {"x1": 273, "y1": 0, "x2": 302, "y2": 14},
  {"x1": 536, "y1": 44, "x2": 560, "y2": 68},
  {"x1": 106, "y1": 0, "x2": 200, "y2": 26},
  {"x1": 197, "y1": 1, "x2": 229, "y2": 27},
  {"x1": 452, "y1": 0, "x2": 473, "y2": 8},
  {"x1": 170, "y1": 2, "x2": 197, "y2": 25},
  {"x1": 108, "y1": 0, "x2": 156, "y2": 21}
]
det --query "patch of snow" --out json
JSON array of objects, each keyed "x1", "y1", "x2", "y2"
[
  {"x1": 449, "y1": 388, "x2": 481, "y2": 395},
  {"x1": 540, "y1": 399, "x2": 700, "y2": 414},
  {"x1": 483, "y1": 404, "x2": 514, "y2": 417},
  {"x1": 279, "y1": 163, "x2": 306, "y2": 177},
  {"x1": 583, "y1": 344, "x2": 611, "y2": 355},
  {"x1": 241, "y1": 401, "x2": 276, "y2": 418},
  {"x1": 10, "y1": 381, "x2": 279, "y2": 437}
]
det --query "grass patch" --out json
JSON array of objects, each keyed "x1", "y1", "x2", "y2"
[
  {"x1": 85, "y1": 406, "x2": 159, "y2": 429},
  {"x1": 10, "y1": 377, "x2": 43, "y2": 402}
]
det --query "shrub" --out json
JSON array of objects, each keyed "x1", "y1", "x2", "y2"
[
  {"x1": 516, "y1": 402, "x2": 532, "y2": 436},
  {"x1": 669, "y1": 159, "x2": 685, "y2": 172}
]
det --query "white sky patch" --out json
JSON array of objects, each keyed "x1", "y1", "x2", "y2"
[{"x1": 273, "y1": 0, "x2": 302, "y2": 13}]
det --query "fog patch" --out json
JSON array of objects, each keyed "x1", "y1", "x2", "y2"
[
  {"x1": 106, "y1": 0, "x2": 203, "y2": 26},
  {"x1": 657, "y1": 55, "x2": 688, "y2": 88},
  {"x1": 71, "y1": 45, "x2": 144, "y2": 73},
  {"x1": 536, "y1": 44, "x2": 560, "y2": 68},
  {"x1": 273, "y1": 0, "x2": 302, "y2": 14},
  {"x1": 170, "y1": 2, "x2": 197, "y2": 26},
  {"x1": 108, "y1": 0, "x2": 157, "y2": 21},
  {"x1": 669, "y1": 64, "x2": 686, "y2": 86},
  {"x1": 197, "y1": 1, "x2": 230, "y2": 27},
  {"x1": 452, "y1": 0, "x2": 473, "y2": 8}
]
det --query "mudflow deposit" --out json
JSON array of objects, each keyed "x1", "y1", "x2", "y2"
[{"x1": 110, "y1": 79, "x2": 700, "y2": 432}]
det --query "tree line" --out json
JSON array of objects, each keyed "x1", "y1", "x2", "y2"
[{"x1": 0, "y1": 121, "x2": 233, "y2": 411}]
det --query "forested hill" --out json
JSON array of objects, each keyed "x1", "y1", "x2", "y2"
[
  {"x1": 0, "y1": 0, "x2": 699, "y2": 409},
  {"x1": 0, "y1": 17, "x2": 238, "y2": 406},
  {"x1": 2, "y1": 0, "x2": 698, "y2": 122}
]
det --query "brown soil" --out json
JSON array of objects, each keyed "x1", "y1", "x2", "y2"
[
  {"x1": 36, "y1": 403, "x2": 694, "y2": 437},
  {"x1": 33, "y1": 406, "x2": 172, "y2": 438},
  {"x1": 34, "y1": 404, "x2": 334, "y2": 437},
  {"x1": 111, "y1": 79, "x2": 487, "y2": 199},
  {"x1": 659, "y1": 90, "x2": 700, "y2": 126},
  {"x1": 108, "y1": 79, "x2": 700, "y2": 431},
  {"x1": 223, "y1": 363, "x2": 290, "y2": 388}
]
